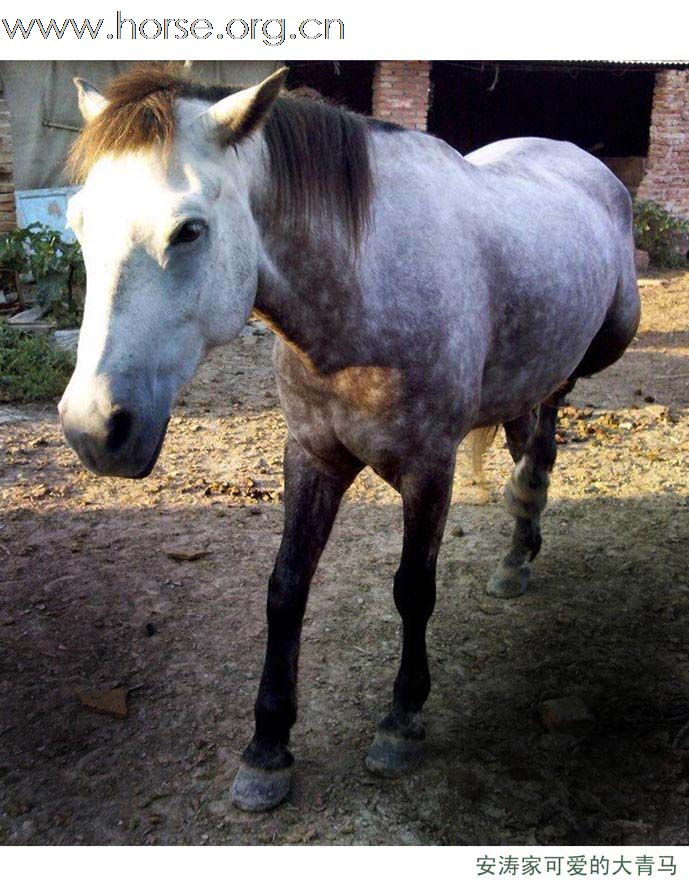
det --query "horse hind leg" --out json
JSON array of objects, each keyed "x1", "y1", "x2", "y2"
[
  {"x1": 487, "y1": 271, "x2": 639, "y2": 599},
  {"x1": 487, "y1": 391, "x2": 568, "y2": 598},
  {"x1": 502, "y1": 409, "x2": 536, "y2": 464}
]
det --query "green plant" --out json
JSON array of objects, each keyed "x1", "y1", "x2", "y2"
[
  {"x1": 0, "y1": 320, "x2": 75, "y2": 403},
  {"x1": 0, "y1": 223, "x2": 85, "y2": 327},
  {"x1": 633, "y1": 199, "x2": 689, "y2": 269}
]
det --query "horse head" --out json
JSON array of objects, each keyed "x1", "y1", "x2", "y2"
[{"x1": 59, "y1": 66, "x2": 286, "y2": 477}]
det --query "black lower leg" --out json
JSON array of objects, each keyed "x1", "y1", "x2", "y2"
[
  {"x1": 241, "y1": 569, "x2": 308, "y2": 771},
  {"x1": 379, "y1": 557, "x2": 437, "y2": 739},
  {"x1": 232, "y1": 438, "x2": 359, "y2": 809},
  {"x1": 366, "y1": 462, "x2": 454, "y2": 776}
]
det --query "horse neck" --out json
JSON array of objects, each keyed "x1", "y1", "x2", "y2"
[{"x1": 251, "y1": 167, "x2": 368, "y2": 372}]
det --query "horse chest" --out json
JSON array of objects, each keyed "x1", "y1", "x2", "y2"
[{"x1": 272, "y1": 340, "x2": 416, "y2": 467}]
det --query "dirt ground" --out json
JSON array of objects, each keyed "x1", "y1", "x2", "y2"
[{"x1": 1, "y1": 272, "x2": 689, "y2": 846}]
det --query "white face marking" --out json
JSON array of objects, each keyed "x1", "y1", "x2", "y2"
[{"x1": 60, "y1": 99, "x2": 262, "y2": 476}]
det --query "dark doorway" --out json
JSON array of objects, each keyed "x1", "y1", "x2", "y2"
[
  {"x1": 428, "y1": 62, "x2": 656, "y2": 158},
  {"x1": 285, "y1": 61, "x2": 375, "y2": 114}
]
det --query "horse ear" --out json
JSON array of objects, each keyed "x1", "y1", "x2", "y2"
[
  {"x1": 74, "y1": 78, "x2": 109, "y2": 122},
  {"x1": 199, "y1": 67, "x2": 288, "y2": 143}
]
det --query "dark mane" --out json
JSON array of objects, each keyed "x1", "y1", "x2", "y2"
[{"x1": 68, "y1": 63, "x2": 376, "y2": 244}]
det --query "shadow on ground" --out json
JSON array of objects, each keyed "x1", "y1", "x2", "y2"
[{"x1": 1, "y1": 487, "x2": 689, "y2": 845}]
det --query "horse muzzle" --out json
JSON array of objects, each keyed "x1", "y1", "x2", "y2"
[{"x1": 59, "y1": 394, "x2": 170, "y2": 479}]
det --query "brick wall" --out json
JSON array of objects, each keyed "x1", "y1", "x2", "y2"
[
  {"x1": 637, "y1": 69, "x2": 689, "y2": 219},
  {"x1": 371, "y1": 61, "x2": 431, "y2": 131},
  {"x1": 0, "y1": 92, "x2": 17, "y2": 234}
]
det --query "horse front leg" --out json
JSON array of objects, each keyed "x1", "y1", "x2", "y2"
[
  {"x1": 487, "y1": 389, "x2": 570, "y2": 598},
  {"x1": 231, "y1": 436, "x2": 360, "y2": 811},
  {"x1": 365, "y1": 456, "x2": 455, "y2": 778}
]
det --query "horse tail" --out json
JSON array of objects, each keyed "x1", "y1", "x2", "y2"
[{"x1": 467, "y1": 425, "x2": 499, "y2": 486}]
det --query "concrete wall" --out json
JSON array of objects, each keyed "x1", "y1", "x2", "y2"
[{"x1": 0, "y1": 60, "x2": 281, "y2": 195}]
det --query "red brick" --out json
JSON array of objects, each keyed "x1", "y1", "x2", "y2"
[
  {"x1": 638, "y1": 70, "x2": 689, "y2": 219},
  {"x1": 0, "y1": 96, "x2": 16, "y2": 229},
  {"x1": 371, "y1": 61, "x2": 431, "y2": 132}
]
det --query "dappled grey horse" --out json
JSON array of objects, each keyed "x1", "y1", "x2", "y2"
[{"x1": 59, "y1": 65, "x2": 640, "y2": 811}]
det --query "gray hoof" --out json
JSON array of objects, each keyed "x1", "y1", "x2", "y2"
[
  {"x1": 231, "y1": 762, "x2": 293, "y2": 812},
  {"x1": 487, "y1": 562, "x2": 530, "y2": 598},
  {"x1": 365, "y1": 730, "x2": 424, "y2": 778}
]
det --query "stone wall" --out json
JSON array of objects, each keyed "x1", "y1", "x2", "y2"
[
  {"x1": 637, "y1": 69, "x2": 689, "y2": 219},
  {"x1": 0, "y1": 93, "x2": 17, "y2": 234},
  {"x1": 371, "y1": 61, "x2": 431, "y2": 131}
]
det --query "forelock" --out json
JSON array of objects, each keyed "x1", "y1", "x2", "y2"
[{"x1": 68, "y1": 64, "x2": 186, "y2": 182}]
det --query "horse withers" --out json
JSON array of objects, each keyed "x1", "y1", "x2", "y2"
[{"x1": 59, "y1": 65, "x2": 640, "y2": 811}]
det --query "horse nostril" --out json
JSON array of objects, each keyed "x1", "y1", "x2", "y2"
[{"x1": 106, "y1": 408, "x2": 134, "y2": 454}]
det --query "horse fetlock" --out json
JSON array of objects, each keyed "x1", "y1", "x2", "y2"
[
  {"x1": 242, "y1": 732, "x2": 294, "y2": 768},
  {"x1": 527, "y1": 533, "x2": 542, "y2": 562},
  {"x1": 381, "y1": 707, "x2": 425, "y2": 740},
  {"x1": 514, "y1": 517, "x2": 542, "y2": 561}
]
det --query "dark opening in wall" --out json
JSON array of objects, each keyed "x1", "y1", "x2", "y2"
[
  {"x1": 428, "y1": 62, "x2": 656, "y2": 158},
  {"x1": 285, "y1": 61, "x2": 375, "y2": 115}
]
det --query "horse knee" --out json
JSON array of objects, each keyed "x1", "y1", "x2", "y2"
[{"x1": 393, "y1": 565, "x2": 436, "y2": 624}]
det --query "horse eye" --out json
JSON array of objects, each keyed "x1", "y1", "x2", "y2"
[{"x1": 170, "y1": 220, "x2": 205, "y2": 247}]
